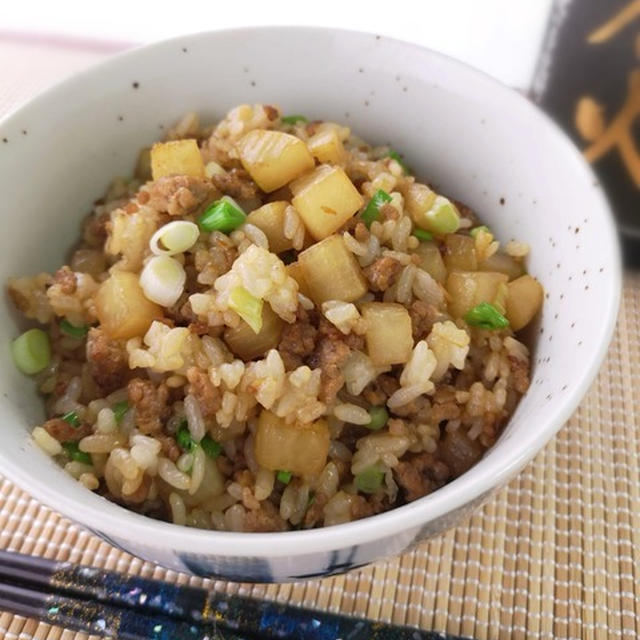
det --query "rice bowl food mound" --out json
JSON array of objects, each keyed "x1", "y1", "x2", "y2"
[{"x1": 7, "y1": 104, "x2": 543, "y2": 532}]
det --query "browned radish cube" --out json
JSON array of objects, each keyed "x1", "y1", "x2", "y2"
[
  {"x1": 506, "y1": 275, "x2": 544, "y2": 331},
  {"x1": 298, "y1": 235, "x2": 367, "y2": 304},
  {"x1": 247, "y1": 201, "x2": 293, "y2": 253},
  {"x1": 236, "y1": 129, "x2": 314, "y2": 193},
  {"x1": 151, "y1": 139, "x2": 205, "y2": 180},
  {"x1": 95, "y1": 271, "x2": 162, "y2": 339},
  {"x1": 361, "y1": 302, "x2": 413, "y2": 366},
  {"x1": 254, "y1": 410, "x2": 330, "y2": 475},
  {"x1": 291, "y1": 165, "x2": 363, "y2": 240},
  {"x1": 446, "y1": 271, "x2": 508, "y2": 319},
  {"x1": 443, "y1": 234, "x2": 477, "y2": 272}
]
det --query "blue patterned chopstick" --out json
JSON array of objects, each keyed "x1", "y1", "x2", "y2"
[{"x1": 0, "y1": 549, "x2": 472, "y2": 640}]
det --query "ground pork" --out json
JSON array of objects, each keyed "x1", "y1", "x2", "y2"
[
  {"x1": 438, "y1": 430, "x2": 481, "y2": 478},
  {"x1": 303, "y1": 493, "x2": 328, "y2": 529},
  {"x1": 186, "y1": 367, "x2": 221, "y2": 418},
  {"x1": 278, "y1": 318, "x2": 317, "y2": 370},
  {"x1": 43, "y1": 418, "x2": 92, "y2": 443},
  {"x1": 263, "y1": 105, "x2": 279, "y2": 121},
  {"x1": 157, "y1": 434, "x2": 180, "y2": 462},
  {"x1": 391, "y1": 395, "x2": 431, "y2": 420},
  {"x1": 146, "y1": 175, "x2": 214, "y2": 216},
  {"x1": 193, "y1": 236, "x2": 237, "y2": 286},
  {"x1": 188, "y1": 321, "x2": 210, "y2": 335},
  {"x1": 86, "y1": 328, "x2": 128, "y2": 394},
  {"x1": 393, "y1": 452, "x2": 438, "y2": 501},
  {"x1": 350, "y1": 493, "x2": 389, "y2": 520},
  {"x1": 362, "y1": 374, "x2": 400, "y2": 406},
  {"x1": 317, "y1": 316, "x2": 364, "y2": 351},
  {"x1": 211, "y1": 168, "x2": 259, "y2": 201},
  {"x1": 308, "y1": 337, "x2": 351, "y2": 403},
  {"x1": 353, "y1": 222, "x2": 369, "y2": 243},
  {"x1": 409, "y1": 299, "x2": 439, "y2": 341},
  {"x1": 363, "y1": 256, "x2": 402, "y2": 292},
  {"x1": 52, "y1": 267, "x2": 77, "y2": 295},
  {"x1": 243, "y1": 500, "x2": 288, "y2": 532},
  {"x1": 429, "y1": 385, "x2": 462, "y2": 424},
  {"x1": 508, "y1": 355, "x2": 530, "y2": 394},
  {"x1": 127, "y1": 378, "x2": 169, "y2": 434},
  {"x1": 379, "y1": 203, "x2": 400, "y2": 222}
]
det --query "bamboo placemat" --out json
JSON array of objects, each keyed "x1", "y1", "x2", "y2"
[{"x1": 1, "y1": 36, "x2": 639, "y2": 640}]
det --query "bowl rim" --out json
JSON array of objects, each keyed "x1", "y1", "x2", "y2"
[{"x1": 0, "y1": 25, "x2": 622, "y2": 558}]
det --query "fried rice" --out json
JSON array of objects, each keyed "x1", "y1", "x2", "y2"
[{"x1": 7, "y1": 104, "x2": 542, "y2": 532}]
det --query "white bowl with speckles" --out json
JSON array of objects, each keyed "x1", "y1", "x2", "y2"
[{"x1": 0, "y1": 27, "x2": 621, "y2": 582}]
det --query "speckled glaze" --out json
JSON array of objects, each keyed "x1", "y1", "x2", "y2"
[{"x1": 0, "y1": 28, "x2": 621, "y2": 582}]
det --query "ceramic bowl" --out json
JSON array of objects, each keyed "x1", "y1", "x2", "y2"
[{"x1": 0, "y1": 27, "x2": 621, "y2": 582}]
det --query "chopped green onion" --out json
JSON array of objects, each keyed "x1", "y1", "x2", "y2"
[
  {"x1": 150, "y1": 220, "x2": 200, "y2": 256},
  {"x1": 112, "y1": 401, "x2": 129, "y2": 423},
  {"x1": 11, "y1": 328, "x2": 51, "y2": 375},
  {"x1": 362, "y1": 189, "x2": 392, "y2": 227},
  {"x1": 281, "y1": 115, "x2": 308, "y2": 125},
  {"x1": 61, "y1": 411, "x2": 81, "y2": 428},
  {"x1": 60, "y1": 320, "x2": 89, "y2": 339},
  {"x1": 277, "y1": 470, "x2": 292, "y2": 484},
  {"x1": 422, "y1": 196, "x2": 460, "y2": 235},
  {"x1": 366, "y1": 406, "x2": 389, "y2": 431},
  {"x1": 139, "y1": 255, "x2": 186, "y2": 307},
  {"x1": 412, "y1": 228, "x2": 433, "y2": 242},
  {"x1": 355, "y1": 467, "x2": 385, "y2": 494},
  {"x1": 387, "y1": 149, "x2": 409, "y2": 173},
  {"x1": 201, "y1": 434, "x2": 222, "y2": 459},
  {"x1": 198, "y1": 196, "x2": 246, "y2": 233},
  {"x1": 470, "y1": 225, "x2": 490, "y2": 238},
  {"x1": 62, "y1": 442, "x2": 92, "y2": 465},
  {"x1": 464, "y1": 302, "x2": 509, "y2": 330},
  {"x1": 176, "y1": 422, "x2": 197, "y2": 453},
  {"x1": 228, "y1": 286, "x2": 263, "y2": 334}
]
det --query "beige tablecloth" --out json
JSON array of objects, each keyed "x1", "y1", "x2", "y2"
[{"x1": 1, "y1": 34, "x2": 638, "y2": 640}]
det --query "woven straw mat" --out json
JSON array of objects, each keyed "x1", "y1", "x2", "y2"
[{"x1": 1, "y1": 36, "x2": 639, "y2": 640}]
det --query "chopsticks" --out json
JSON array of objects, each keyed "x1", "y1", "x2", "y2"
[
  {"x1": 0, "y1": 579, "x2": 247, "y2": 640},
  {"x1": 0, "y1": 549, "x2": 469, "y2": 640}
]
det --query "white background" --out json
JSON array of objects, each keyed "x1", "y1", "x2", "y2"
[{"x1": 2, "y1": 0, "x2": 553, "y2": 89}]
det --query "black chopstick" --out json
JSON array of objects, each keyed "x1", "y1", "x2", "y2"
[
  {"x1": 0, "y1": 579, "x2": 248, "y2": 640},
  {"x1": 0, "y1": 549, "x2": 470, "y2": 640}
]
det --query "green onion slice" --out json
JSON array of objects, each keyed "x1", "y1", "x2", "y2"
[
  {"x1": 176, "y1": 422, "x2": 197, "y2": 453},
  {"x1": 197, "y1": 196, "x2": 246, "y2": 233},
  {"x1": 11, "y1": 328, "x2": 51, "y2": 375},
  {"x1": 228, "y1": 286, "x2": 263, "y2": 334},
  {"x1": 423, "y1": 196, "x2": 460, "y2": 235},
  {"x1": 366, "y1": 406, "x2": 389, "y2": 431},
  {"x1": 470, "y1": 225, "x2": 490, "y2": 238},
  {"x1": 281, "y1": 115, "x2": 308, "y2": 125},
  {"x1": 277, "y1": 470, "x2": 292, "y2": 484},
  {"x1": 112, "y1": 401, "x2": 129, "y2": 423},
  {"x1": 201, "y1": 435, "x2": 222, "y2": 459},
  {"x1": 62, "y1": 411, "x2": 81, "y2": 428},
  {"x1": 355, "y1": 466, "x2": 385, "y2": 494},
  {"x1": 464, "y1": 302, "x2": 509, "y2": 330},
  {"x1": 412, "y1": 228, "x2": 433, "y2": 242},
  {"x1": 387, "y1": 149, "x2": 409, "y2": 173},
  {"x1": 362, "y1": 189, "x2": 392, "y2": 227},
  {"x1": 62, "y1": 442, "x2": 92, "y2": 465},
  {"x1": 60, "y1": 320, "x2": 89, "y2": 339}
]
